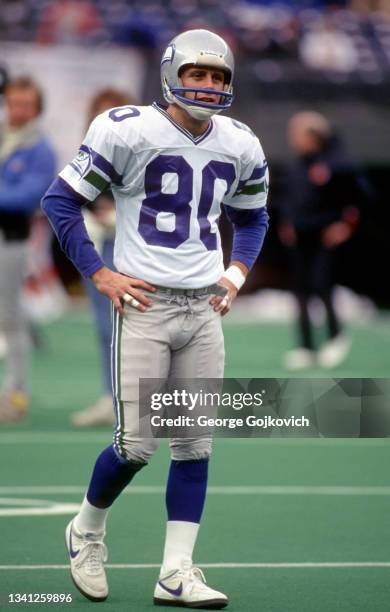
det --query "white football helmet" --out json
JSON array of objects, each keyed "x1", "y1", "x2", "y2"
[{"x1": 161, "y1": 29, "x2": 234, "y2": 121}]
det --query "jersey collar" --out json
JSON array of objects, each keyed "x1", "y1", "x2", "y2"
[{"x1": 152, "y1": 102, "x2": 214, "y2": 145}]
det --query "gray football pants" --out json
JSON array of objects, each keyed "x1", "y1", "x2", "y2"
[
  {"x1": 111, "y1": 290, "x2": 225, "y2": 463},
  {"x1": 0, "y1": 233, "x2": 30, "y2": 393}
]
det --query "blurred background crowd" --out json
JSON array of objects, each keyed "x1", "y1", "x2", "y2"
[
  {"x1": 0, "y1": 0, "x2": 390, "y2": 70},
  {"x1": 1, "y1": 0, "x2": 390, "y2": 82},
  {"x1": 0, "y1": 0, "x2": 389, "y2": 424}
]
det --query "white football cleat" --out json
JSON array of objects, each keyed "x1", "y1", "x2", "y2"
[
  {"x1": 283, "y1": 348, "x2": 316, "y2": 371},
  {"x1": 65, "y1": 520, "x2": 108, "y2": 601},
  {"x1": 317, "y1": 334, "x2": 351, "y2": 369},
  {"x1": 154, "y1": 566, "x2": 228, "y2": 608},
  {"x1": 71, "y1": 394, "x2": 114, "y2": 427}
]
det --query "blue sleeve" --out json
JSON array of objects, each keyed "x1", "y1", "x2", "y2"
[
  {"x1": 0, "y1": 144, "x2": 56, "y2": 213},
  {"x1": 41, "y1": 177, "x2": 105, "y2": 278},
  {"x1": 224, "y1": 205, "x2": 269, "y2": 270}
]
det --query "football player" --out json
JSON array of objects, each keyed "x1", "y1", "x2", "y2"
[{"x1": 42, "y1": 29, "x2": 269, "y2": 608}]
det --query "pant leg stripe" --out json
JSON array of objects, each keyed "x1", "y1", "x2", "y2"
[
  {"x1": 111, "y1": 304, "x2": 119, "y2": 453},
  {"x1": 110, "y1": 303, "x2": 115, "y2": 396},
  {"x1": 116, "y1": 315, "x2": 126, "y2": 458},
  {"x1": 112, "y1": 308, "x2": 126, "y2": 459},
  {"x1": 111, "y1": 306, "x2": 122, "y2": 456},
  {"x1": 113, "y1": 309, "x2": 122, "y2": 456}
]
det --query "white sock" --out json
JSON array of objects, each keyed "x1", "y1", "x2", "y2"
[
  {"x1": 74, "y1": 496, "x2": 109, "y2": 535},
  {"x1": 161, "y1": 521, "x2": 200, "y2": 575}
]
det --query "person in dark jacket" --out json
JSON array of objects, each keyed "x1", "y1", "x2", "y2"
[
  {"x1": 279, "y1": 111, "x2": 366, "y2": 370},
  {"x1": 0, "y1": 77, "x2": 56, "y2": 421}
]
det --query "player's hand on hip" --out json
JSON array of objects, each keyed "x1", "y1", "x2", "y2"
[
  {"x1": 90, "y1": 266, "x2": 155, "y2": 315},
  {"x1": 209, "y1": 277, "x2": 237, "y2": 317}
]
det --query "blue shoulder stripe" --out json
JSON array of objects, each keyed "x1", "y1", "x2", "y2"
[
  {"x1": 249, "y1": 163, "x2": 267, "y2": 181},
  {"x1": 80, "y1": 144, "x2": 123, "y2": 186}
]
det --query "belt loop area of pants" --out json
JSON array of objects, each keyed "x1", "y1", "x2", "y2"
[{"x1": 153, "y1": 284, "x2": 221, "y2": 297}]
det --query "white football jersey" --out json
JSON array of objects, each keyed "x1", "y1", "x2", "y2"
[{"x1": 60, "y1": 103, "x2": 268, "y2": 288}]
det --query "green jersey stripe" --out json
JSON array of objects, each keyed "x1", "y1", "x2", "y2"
[
  {"x1": 236, "y1": 181, "x2": 266, "y2": 196},
  {"x1": 84, "y1": 170, "x2": 109, "y2": 192}
]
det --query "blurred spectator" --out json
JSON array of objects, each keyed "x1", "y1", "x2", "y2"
[
  {"x1": 22, "y1": 210, "x2": 69, "y2": 327},
  {"x1": 0, "y1": 65, "x2": 8, "y2": 126},
  {"x1": 350, "y1": 0, "x2": 390, "y2": 15},
  {"x1": 0, "y1": 76, "x2": 56, "y2": 421},
  {"x1": 109, "y1": 7, "x2": 167, "y2": 50},
  {"x1": 300, "y1": 19, "x2": 359, "y2": 72},
  {"x1": 0, "y1": 0, "x2": 34, "y2": 42},
  {"x1": 278, "y1": 111, "x2": 368, "y2": 370},
  {"x1": 36, "y1": 0, "x2": 104, "y2": 45},
  {"x1": 0, "y1": 65, "x2": 7, "y2": 93},
  {"x1": 71, "y1": 87, "x2": 134, "y2": 427}
]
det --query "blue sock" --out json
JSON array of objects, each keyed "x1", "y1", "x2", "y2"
[
  {"x1": 86, "y1": 445, "x2": 145, "y2": 509},
  {"x1": 166, "y1": 458, "x2": 209, "y2": 523}
]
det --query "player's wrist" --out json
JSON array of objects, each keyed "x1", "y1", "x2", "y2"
[
  {"x1": 90, "y1": 266, "x2": 110, "y2": 282},
  {"x1": 221, "y1": 265, "x2": 247, "y2": 291}
]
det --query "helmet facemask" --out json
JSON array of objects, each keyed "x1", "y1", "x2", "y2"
[{"x1": 169, "y1": 64, "x2": 233, "y2": 120}]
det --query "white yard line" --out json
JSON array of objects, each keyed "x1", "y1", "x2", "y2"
[
  {"x1": 0, "y1": 433, "x2": 109, "y2": 444},
  {"x1": 0, "y1": 432, "x2": 388, "y2": 445},
  {"x1": 1, "y1": 485, "x2": 390, "y2": 496},
  {"x1": 0, "y1": 562, "x2": 390, "y2": 571}
]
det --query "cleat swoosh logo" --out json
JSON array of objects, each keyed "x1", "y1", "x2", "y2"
[
  {"x1": 69, "y1": 524, "x2": 79, "y2": 559},
  {"x1": 158, "y1": 581, "x2": 183, "y2": 597}
]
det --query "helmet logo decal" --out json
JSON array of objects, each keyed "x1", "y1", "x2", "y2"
[
  {"x1": 161, "y1": 44, "x2": 175, "y2": 66},
  {"x1": 70, "y1": 148, "x2": 92, "y2": 178}
]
